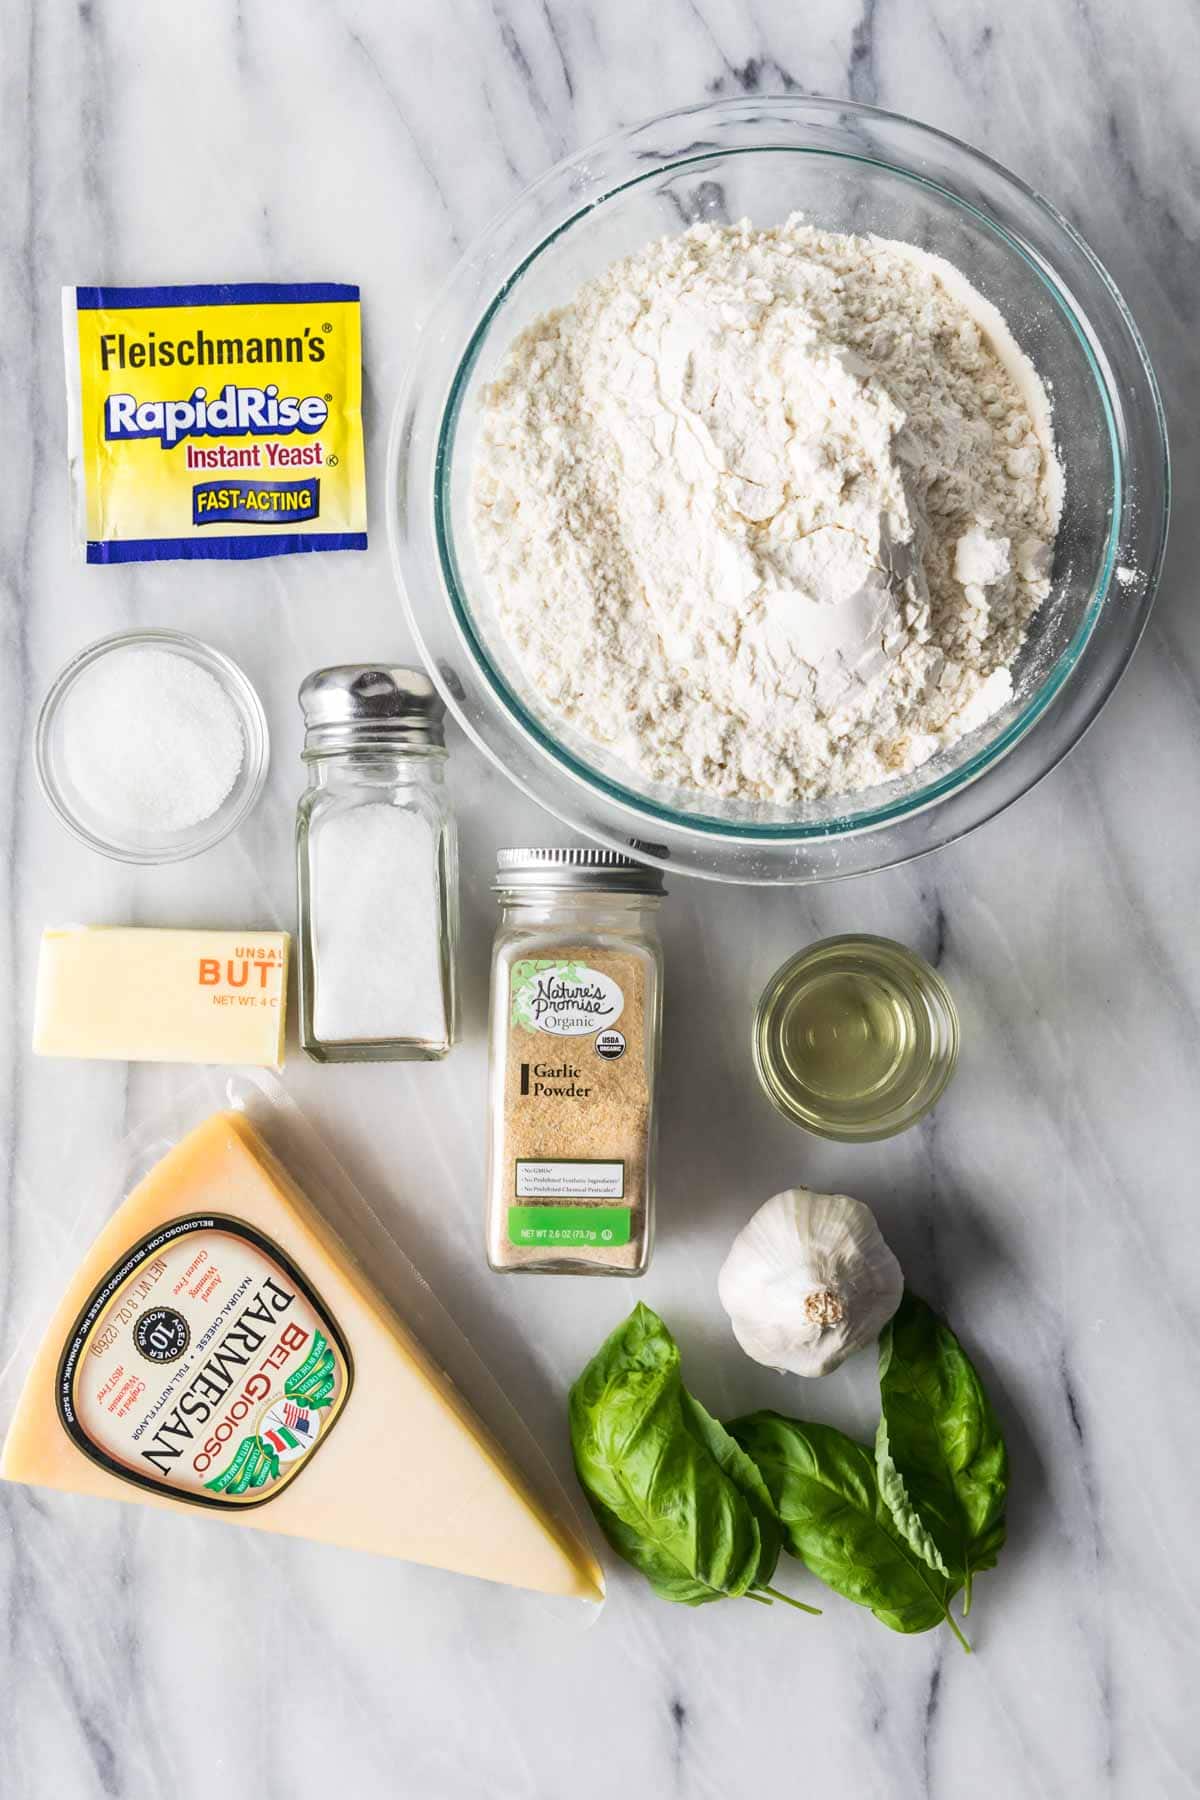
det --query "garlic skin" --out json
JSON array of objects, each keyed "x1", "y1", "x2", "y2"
[{"x1": 718, "y1": 1188, "x2": 903, "y2": 1377}]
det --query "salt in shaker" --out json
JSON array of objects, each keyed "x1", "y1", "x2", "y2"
[{"x1": 297, "y1": 665, "x2": 459, "y2": 1061}]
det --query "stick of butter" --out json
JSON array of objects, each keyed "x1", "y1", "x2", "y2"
[{"x1": 34, "y1": 927, "x2": 289, "y2": 1067}]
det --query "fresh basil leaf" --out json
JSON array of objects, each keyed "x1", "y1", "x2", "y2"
[
  {"x1": 731, "y1": 1413, "x2": 964, "y2": 1639},
  {"x1": 569, "y1": 1304, "x2": 774, "y2": 1607},
  {"x1": 576, "y1": 1490, "x2": 724, "y2": 1607},
  {"x1": 679, "y1": 1390, "x2": 782, "y2": 1588},
  {"x1": 875, "y1": 1420, "x2": 951, "y2": 1577},
  {"x1": 876, "y1": 1292, "x2": 1008, "y2": 1611}
]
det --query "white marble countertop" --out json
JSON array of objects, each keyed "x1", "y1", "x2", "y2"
[{"x1": 3, "y1": 3, "x2": 1198, "y2": 1796}]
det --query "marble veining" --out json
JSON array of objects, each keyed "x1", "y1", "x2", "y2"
[{"x1": 2, "y1": 2, "x2": 1199, "y2": 1796}]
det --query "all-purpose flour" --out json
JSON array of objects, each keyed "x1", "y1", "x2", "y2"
[{"x1": 471, "y1": 219, "x2": 1063, "y2": 803}]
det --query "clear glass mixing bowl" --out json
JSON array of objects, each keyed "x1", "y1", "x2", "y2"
[{"x1": 388, "y1": 97, "x2": 1168, "y2": 883}]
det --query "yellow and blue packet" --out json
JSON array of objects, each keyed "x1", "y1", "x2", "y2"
[{"x1": 63, "y1": 282, "x2": 367, "y2": 563}]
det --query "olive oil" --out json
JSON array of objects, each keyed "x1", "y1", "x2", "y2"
[{"x1": 753, "y1": 936, "x2": 959, "y2": 1140}]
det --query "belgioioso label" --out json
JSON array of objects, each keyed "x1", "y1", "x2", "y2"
[{"x1": 56, "y1": 1215, "x2": 352, "y2": 1509}]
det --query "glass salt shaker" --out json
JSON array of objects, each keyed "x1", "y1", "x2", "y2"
[{"x1": 297, "y1": 665, "x2": 459, "y2": 1062}]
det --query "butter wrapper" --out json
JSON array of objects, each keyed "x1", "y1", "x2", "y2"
[
  {"x1": 33, "y1": 927, "x2": 290, "y2": 1068},
  {"x1": 63, "y1": 282, "x2": 366, "y2": 563}
]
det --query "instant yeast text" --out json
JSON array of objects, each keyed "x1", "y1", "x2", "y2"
[{"x1": 64, "y1": 282, "x2": 366, "y2": 563}]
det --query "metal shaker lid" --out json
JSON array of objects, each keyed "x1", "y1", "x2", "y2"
[
  {"x1": 299, "y1": 665, "x2": 446, "y2": 752},
  {"x1": 495, "y1": 846, "x2": 665, "y2": 895}
]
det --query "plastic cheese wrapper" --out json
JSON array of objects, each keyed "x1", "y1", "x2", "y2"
[
  {"x1": 63, "y1": 282, "x2": 367, "y2": 563},
  {"x1": 0, "y1": 1070, "x2": 604, "y2": 1615}
]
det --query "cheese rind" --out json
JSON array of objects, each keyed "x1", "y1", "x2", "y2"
[
  {"x1": 1, "y1": 1113, "x2": 603, "y2": 1601},
  {"x1": 33, "y1": 928, "x2": 289, "y2": 1068}
]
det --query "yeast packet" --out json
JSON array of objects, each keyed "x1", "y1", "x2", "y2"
[{"x1": 63, "y1": 282, "x2": 367, "y2": 563}]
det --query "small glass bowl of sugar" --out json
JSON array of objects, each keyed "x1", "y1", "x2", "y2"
[{"x1": 35, "y1": 629, "x2": 270, "y2": 863}]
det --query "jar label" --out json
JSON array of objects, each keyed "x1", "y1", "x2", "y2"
[
  {"x1": 516, "y1": 1159, "x2": 625, "y2": 1199},
  {"x1": 56, "y1": 1215, "x2": 352, "y2": 1508},
  {"x1": 510, "y1": 960, "x2": 625, "y2": 1036},
  {"x1": 496, "y1": 947, "x2": 651, "y2": 1267},
  {"x1": 508, "y1": 1206, "x2": 632, "y2": 1248}
]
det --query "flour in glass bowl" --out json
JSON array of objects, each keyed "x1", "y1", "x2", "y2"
[{"x1": 470, "y1": 218, "x2": 1063, "y2": 804}]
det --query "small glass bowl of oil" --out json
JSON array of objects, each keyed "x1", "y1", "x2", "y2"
[{"x1": 753, "y1": 935, "x2": 959, "y2": 1141}]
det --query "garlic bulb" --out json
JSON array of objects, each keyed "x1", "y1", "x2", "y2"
[{"x1": 718, "y1": 1188, "x2": 903, "y2": 1377}]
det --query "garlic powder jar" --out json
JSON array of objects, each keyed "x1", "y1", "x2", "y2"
[{"x1": 486, "y1": 849, "x2": 665, "y2": 1275}]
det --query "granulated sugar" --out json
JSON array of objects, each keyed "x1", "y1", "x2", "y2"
[{"x1": 62, "y1": 646, "x2": 244, "y2": 833}]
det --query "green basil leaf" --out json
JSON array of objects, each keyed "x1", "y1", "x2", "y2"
[
  {"x1": 679, "y1": 1390, "x2": 782, "y2": 1588},
  {"x1": 731, "y1": 1413, "x2": 962, "y2": 1637},
  {"x1": 568, "y1": 1304, "x2": 771, "y2": 1607},
  {"x1": 876, "y1": 1292, "x2": 1008, "y2": 1610}
]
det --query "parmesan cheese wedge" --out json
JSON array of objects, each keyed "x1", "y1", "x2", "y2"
[{"x1": 1, "y1": 1113, "x2": 603, "y2": 1602}]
